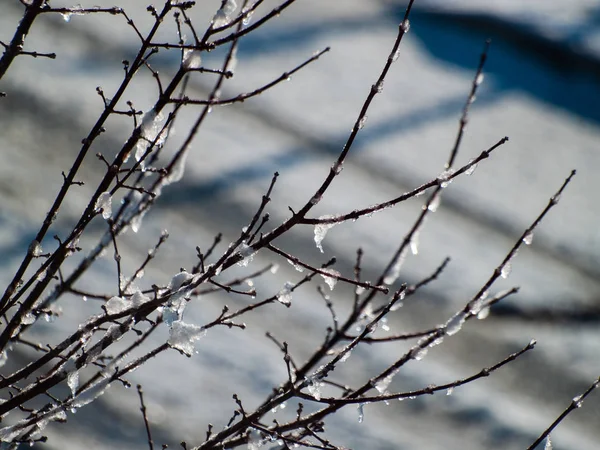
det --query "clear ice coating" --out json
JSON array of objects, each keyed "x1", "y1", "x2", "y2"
[
  {"x1": 182, "y1": 49, "x2": 202, "y2": 70},
  {"x1": 383, "y1": 247, "x2": 408, "y2": 285},
  {"x1": 314, "y1": 215, "x2": 337, "y2": 253},
  {"x1": 320, "y1": 268, "x2": 341, "y2": 291},
  {"x1": 168, "y1": 320, "x2": 206, "y2": 356},
  {"x1": 445, "y1": 312, "x2": 467, "y2": 336},
  {"x1": 523, "y1": 231, "x2": 534, "y2": 245},
  {"x1": 212, "y1": 0, "x2": 237, "y2": 27},
  {"x1": 105, "y1": 296, "x2": 129, "y2": 314},
  {"x1": 276, "y1": 281, "x2": 294, "y2": 306},
  {"x1": 95, "y1": 192, "x2": 112, "y2": 220}
]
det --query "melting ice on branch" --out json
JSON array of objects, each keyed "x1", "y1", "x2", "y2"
[
  {"x1": 168, "y1": 320, "x2": 206, "y2": 356},
  {"x1": 95, "y1": 192, "x2": 112, "y2": 220},
  {"x1": 212, "y1": 0, "x2": 237, "y2": 27},
  {"x1": 314, "y1": 215, "x2": 338, "y2": 253}
]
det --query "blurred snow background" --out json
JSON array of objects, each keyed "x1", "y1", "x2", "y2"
[{"x1": 0, "y1": 0, "x2": 599, "y2": 449}]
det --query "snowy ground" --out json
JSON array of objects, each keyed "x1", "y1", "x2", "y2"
[{"x1": 0, "y1": 1, "x2": 599, "y2": 449}]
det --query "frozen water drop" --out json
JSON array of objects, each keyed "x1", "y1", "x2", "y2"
[
  {"x1": 314, "y1": 215, "x2": 337, "y2": 253},
  {"x1": 357, "y1": 116, "x2": 367, "y2": 130},
  {"x1": 320, "y1": 268, "x2": 340, "y2": 291},
  {"x1": 465, "y1": 160, "x2": 478, "y2": 176},
  {"x1": 332, "y1": 161, "x2": 343, "y2": 174},
  {"x1": 445, "y1": 312, "x2": 466, "y2": 336},
  {"x1": 67, "y1": 371, "x2": 79, "y2": 396},
  {"x1": 477, "y1": 306, "x2": 490, "y2": 320},
  {"x1": 544, "y1": 436, "x2": 552, "y2": 450},
  {"x1": 276, "y1": 282, "x2": 294, "y2": 306},
  {"x1": 357, "y1": 403, "x2": 365, "y2": 423},
  {"x1": 392, "y1": 50, "x2": 400, "y2": 62},
  {"x1": 475, "y1": 73, "x2": 485, "y2": 86},
  {"x1": 523, "y1": 231, "x2": 533, "y2": 245},
  {"x1": 95, "y1": 192, "x2": 112, "y2": 220},
  {"x1": 446, "y1": 387, "x2": 454, "y2": 396},
  {"x1": 61, "y1": 12, "x2": 72, "y2": 22},
  {"x1": 105, "y1": 296, "x2": 129, "y2": 314},
  {"x1": 182, "y1": 49, "x2": 202, "y2": 70},
  {"x1": 501, "y1": 261, "x2": 512, "y2": 279},
  {"x1": 168, "y1": 321, "x2": 206, "y2": 356},
  {"x1": 401, "y1": 19, "x2": 410, "y2": 33}
]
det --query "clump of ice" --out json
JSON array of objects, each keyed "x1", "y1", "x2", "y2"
[
  {"x1": 168, "y1": 320, "x2": 206, "y2": 356},
  {"x1": 314, "y1": 215, "x2": 337, "y2": 253},
  {"x1": 95, "y1": 192, "x2": 112, "y2": 220}
]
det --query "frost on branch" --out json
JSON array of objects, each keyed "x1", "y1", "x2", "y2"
[
  {"x1": 95, "y1": 192, "x2": 112, "y2": 220},
  {"x1": 164, "y1": 271, "x2": 195, "y2": 324},
  {"x1": 314, "y1": 215, "x2": 338, "y2": 253},
  {"x1": 168, "y1": 320, "x2": 206, "y2": 356},
  {"x1": 182, "y1": 49, "x2": 202, "y2": 70}
]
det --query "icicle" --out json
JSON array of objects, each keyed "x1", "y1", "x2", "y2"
[
  {"x1": 320, "y1": 268, "x2": 340, "y2": 291},
  {"x1": 446, "y1": 387, "x2": 454, "y2": 396},
  {"x1": 67, "y1": 371, "x2": 79, "y2": 396},
  {"x1": 314, "y1": 215, "x2": 337, "y2": 253},
  {"x1": 357, "y1": 403, "x2": 365, "y2": 423},
  {"x1": 544, "y1": 436, "x2": 552, "y2": 450},
  {"x1": 501, "y1": 261, "x2": 512, "y2": 279}
]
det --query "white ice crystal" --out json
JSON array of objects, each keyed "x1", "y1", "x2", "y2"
[
  {"x1": 67, "y1": 371, "x2": 79, "y2": 396},
  {"x1": 182, "y1": 49, "x2": 202, "y2": 70},
  {"x1": 95, "y1": 192, "x2": 112, "y2": 220},
  {"x1": 213, "y1": 0, "x2": 237, "y2": 27},
  {"x1": 314, "y1": 215, "x2": 337, "y2": 253},
  {"x1": 523, "y1": 231, "x2": 534, "y2": 245},
  {"x1": 320, "y1": 268, "x2": 340, "y2": 291},
  {"x1": 105, "y1": 296, "x2": 129, "y2": 314},
  {"x1": 276, "y1": 281, "x2": 294, "y2": 306},
  {"x1": 445, "y1": 312, "x2": 467, "y2": 336},
  {"x1": 168, "y1": 320, "x2": 206, "y2": 356}
]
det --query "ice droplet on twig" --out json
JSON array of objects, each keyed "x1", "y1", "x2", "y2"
[
  {"x1": 67, "y1": 371, "x2": 79, "y2": 396},
  {"x1": 287, "y1": 259, "x2": 304, "y2": 272},
  {"x1": 523, "y1": 231, "x2": 533, "y2": 245},
  {"x1": 445, "y1": 312, "x2": 467, "y2": 336},
  {"x1": 314, "y1": 215, "x2": 337, "y2": 253},
  {"x1": 401, "y1": 19, "x2": 411, "y2": 33},
  {"x1": 465, "y1": 159, "x2": 478, "y2": 176},
  {"x1": 320, "y1": 268, "x2": 340, "y2": 291},
  {"x1": 357, "y1": 403, "x2": 365, "y2": 423},
  {"x1": 29, "y1": 240, "x2": 43, "y2": 257},
  {"x1": 428, "y1": 195, "x2": 441, "y2": 212},
  {"x1": 237, "y1": 242, "x2": 256, "y2": 267},
  {"x1": 477, "y1": 305, "x2": 490, "y2": 320},
  {"x1": 438, "y1": 169, "x2": 454, "y2": 188},
  {"x1": 212, "y1": 0, "x2": 237, "y2": 27},
  {"x1": 475, "y1": 73, "x2": 485, "y2": 86},
  {"x1": 276, "y1": 282, "x2": 294, "y2": 306},
  {"x1": 501, "y1": 261, "x2": 512, "y2": 279},
  {"x1": 0, "y1": 351, "x2": 7, "y2": 368},
  {"x1": 95, "y1": 192, "x2": 112, "y2": 220},
  {"x1": 544, "y1": 436, "x2": 552, "y2": 450},
  {"x1": 105, "y1": 296, "x2": 129, "y2": 314},
  {"x1": 410, "y1": 230, "x2": 420, "y2": 255},
  {"x1": 168, "y1": 320, "x2": 206, "y2": 356},
  {"x1": 182, "y1": 49, "x2": 202, "y2": 70},
  {"x1": 446, "y1": 387, "x2": 454, "y2": 396}
]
